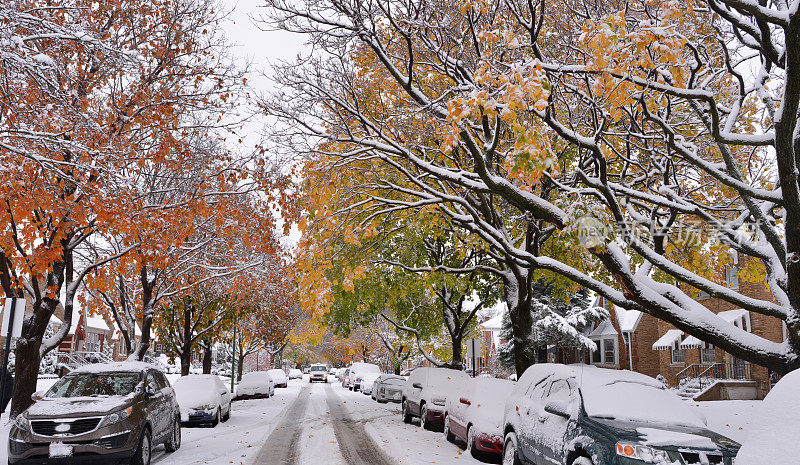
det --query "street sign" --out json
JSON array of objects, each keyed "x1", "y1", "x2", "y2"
[{"x1": 2, "y1": 298, "x2": 24, "y2": 338}]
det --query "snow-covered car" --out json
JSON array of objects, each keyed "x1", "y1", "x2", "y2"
[
  {"x1": 444, "y1": 376, "x2": 515, "y2": 457},
  {"x1": 372, "y1": 375, "x2": 405, "y2": 403},
  {"x1": 402, "y1": 367, "x2": 469, "y2": 430},
  {"x1": 358, "y1": 372, "x2": 382, "y2": 395},
  {"x1": 335, "y1": 368, "x2": 347, "y2": 380},
  {"x1": 348, "y1": 362, "x2": 380, "y2": 391},
  {"x1": 502, "y1": 364, "x2": 740, "y2": 465},
  {"x1": 235, "y1": 371, "x2": 275, "y2": 399},
  {"x1": 9, "y1": 362, "x2": 181, "y2": 465},
  {"x1": 173, "y1": 374, "x2": 232, "y2": 427},
  {"x1": 735, "y1": 368, "x2": 799, "y2": 465},
  {"x1": 309, "y1": 364, "x2": 328, "y2": 383},
  {"x1": 288, "y1": 369, "x2": 303, "y2": 380},
  {"x1": 268, "y1": 369, "x2": 288, "y2": 388}
]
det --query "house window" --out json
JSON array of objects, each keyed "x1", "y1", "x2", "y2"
[
  {"x1": 118, "y1": 342, "x2": 127, "y2": 357},
  {"x1": 671, "y1": 342, "x2": 685, "y2": 364},
  {"x1": 590, "y1": 337, "x2": 617, "y2": 365},
  {"x1": 84, "y1": 333, "x2": 100, "y2": 352},
  {"x1": 725, "y1": 265, "x2": 739, "y2": 289},
  {"x1": 603, "y1": 339, "x2": 615, "y2": 363},
  {"x1": 701, "y1": 344, "x2": 716, "y2": 365}
]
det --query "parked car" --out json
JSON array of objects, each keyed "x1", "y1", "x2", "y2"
[
  {"x1": 444, "y1": 376, "x2": 515, "y2": 458},
  {"x1": 309, "y1": 364, "x2": 329, "y2": 383},
  {"x1": 267, "y1": 369, "x2": 288, "y2": 388},
  {"x1": 335, "y1": 368, "x2": 347, "y2": 380},
  {"x1": 502, "y1": 364, "x2": 740, "y2": 465},
  {"x1": 401, "y1": 367, "x2": 469, "y2": 430},
  {"x1": 235, "y1": 371, "x2": 275, "y2": 399},
  {"x1": 173, "y1": 374, "x2": 232, "y2": 427},
  {"x1": 358, "y1": 372, "x2": 382, "y2": 395},
  {"x1": 288, "y1": 369, "x2": 303, "y2": 380},
  {"x1": 372, "y1": 375, "x2": 405, "y2": 403},
  {"x1": 349, "y1": 362, "x2": 381, "y2": 391},
  {"x1": 735, "y1": 368, "x2": 799, "y2": 465},
  {"x1": 8, "y1": 362, "x2": 181, "y2": 465}
]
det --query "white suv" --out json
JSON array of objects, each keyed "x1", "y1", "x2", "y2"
[{"x1": 309, "y1": 364, "x2": 328, "y2": 383}]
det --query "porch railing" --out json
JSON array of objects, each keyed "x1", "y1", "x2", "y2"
[{"x1": 677, "y1": 361, "x2": 753, "y2": 392}]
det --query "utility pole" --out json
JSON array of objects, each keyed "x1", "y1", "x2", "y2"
[{"x1": 230, "y1": 323, "x2": 236, "y2": 393}]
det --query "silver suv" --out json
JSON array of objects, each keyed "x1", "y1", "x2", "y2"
[{"x1": 9, "y1": 362, "x2": 181, "y2": 465}]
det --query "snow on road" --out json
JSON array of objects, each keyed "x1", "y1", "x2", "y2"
[{"x1": 153, "y1": 379, "x2": 303, "y2": 465}]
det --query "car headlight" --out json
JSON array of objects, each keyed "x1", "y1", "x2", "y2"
[
  {"x1": 616, "y1": 442, "x2": 670, "y2": 463},
  {"x1": 14, "y1": 413, "x2": 31, "y2": 431},
  {"x1": 98, "y1": 406, "x2": 133, "y2": 428}
]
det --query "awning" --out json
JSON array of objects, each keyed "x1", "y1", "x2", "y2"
[
  {"x1": 652, "y1": 329, "x2": 683, "y2": 350},
  {"x1": 588, "y1": 319, "x2": 618, "y2": 338},
  {"x1": 679, "y1": 335, "x2": 704, "y2": 349},
  {"x1": 717, "y1": 309, "x2": 749, "y2": 330}
]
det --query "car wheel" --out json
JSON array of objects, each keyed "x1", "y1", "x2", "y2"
[
  {"x1": 402, "y1": 400, "x2": 413, "y2": 424},
  {"x1": 467, "y1": 425, "x2": 481, "y2": 459},
  {"x1": 164, "y1": 417, "x2": 181, "y2": 452},
  {"x1": 420, "y1": 404, "x2": 431, "y2": 430},
  {"x1": 571, "y1": 457, "x2": 594, "y2": 465},
  {"x1": 211, "y1": 408, "x2": 220, "y2": 427},
  {"x1": 502, "y1": 432, "x2": 521, "y2": 465},
  {"x1": 444, "y1": 415, "x2": 455, "y2": 443},
  {"x1": 131, "y1": 428, "x2": 152, "y2": 465}
]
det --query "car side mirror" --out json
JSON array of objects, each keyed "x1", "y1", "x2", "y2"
[
  {"x1": 412, "y1": 382, "x2": 423, "y2": 390},
  {"x1": 544, "y1": 400, "x2": 570, "y2": 418},
  {"x1": 31, "y1": 391, "x2": 44, "y2": 401},
  {"x1": 144, "y1": 386, "x2": 156, "y2": 398}
]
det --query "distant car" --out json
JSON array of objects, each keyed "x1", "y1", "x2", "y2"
[
  {"x1": 236, "y1": 371, "x2": 275, "y2": 399},
  {"x1": 288, "y1": 369, "x2": 303, "y2": 380},
  {"x1": 173, "y1": 374, "x2": 232, "y2": 427},
  {"x1": 8, "y1": 362, "x2": 181, "y2": 465},
  {"x1": 349, "y1": 362, "x2": 380, "y2": 391},
  {"x1": 309, "y1": 364, "x2": 328, "y2": 383},
  {"x1": 402, "y1": 367, "x2": 469, "y2": 430},
  {"x1": 267, "y1": 369, "x2": 288, "y2": 388},
  {"x1": 502, "y1": 364, "x2": 740, "y2": 465},
  {"x1": 372, "y1": 375, "x2": 405, "y2": 403},
  {"x1": 735, "y1": 368, "x2": 799, "y2": 465},
  {"x1": 444, "y1": 376, "x2": 515, "y2": 457},
  {"x1": 359, "y1": 372, "x2": 382, "y2": 395}
]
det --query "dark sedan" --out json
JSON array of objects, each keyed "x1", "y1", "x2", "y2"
[{"x1": 502, "y1": 364, "x2": 739, "y2": 465}]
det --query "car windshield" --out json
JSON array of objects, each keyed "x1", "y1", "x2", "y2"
[
  {"x1": 582, "y1": 381, "x2": 703, "y2": 427},
  {"x1": 310, "y1": 366, "x2": 326, "y2": 371},
  {"x1": 46, "y1": 372, "x2": 141, "y2": 398}
]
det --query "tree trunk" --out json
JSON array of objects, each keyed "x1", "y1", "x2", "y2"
[
  {"x1": 503, "y1": 264, "x2": 537, "y2": 377},
  {"x1": 180, "y1": 349, "x2": 191, "y2": 376},
  {"x1": 237, "y1": 354, "x2": 244, "y2": 382},
  {"x1": 450, "y1": 333, "x2": 464, "y2": 370},
  {"x1": 202, "y1": 342, "x2": 212, "y2": 374}
]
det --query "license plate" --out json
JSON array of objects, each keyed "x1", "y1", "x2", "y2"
[{"x1": 49, "y1": 442, "x2": 73, "y2": 458}]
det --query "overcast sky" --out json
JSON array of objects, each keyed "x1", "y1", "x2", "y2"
[{"x1": 221, "y1": 0, "x2": 309, "y2": 250}]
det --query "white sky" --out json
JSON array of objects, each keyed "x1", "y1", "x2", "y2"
[{"x1": 220, "y1": 0, "x2": 308, "y2": 250}]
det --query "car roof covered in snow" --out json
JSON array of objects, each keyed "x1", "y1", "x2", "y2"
[
  {"x1": 71, "y1": 361, "x2": 161, "y2": 375},
  {"x1": 518, "y1": 363, "x2": 662, "y2": 390}
]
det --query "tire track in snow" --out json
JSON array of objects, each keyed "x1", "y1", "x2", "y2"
[
  {"x1": 252, "y1": 385, "x2": 312, "y2": 464},
  {"x1": 324, "y1": 384, "x2": 396, "y2": 465}
]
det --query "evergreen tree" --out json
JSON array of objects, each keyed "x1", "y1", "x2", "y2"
[{"x1": 497, "y1": 280, "x2": 606, "y2": 370}]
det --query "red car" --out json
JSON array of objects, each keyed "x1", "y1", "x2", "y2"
[{"x1": 443, "y1": 376, "x2": 515, "y2": 458}]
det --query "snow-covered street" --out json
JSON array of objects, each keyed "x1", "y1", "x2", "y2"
[{"x1": 139, "y1": 378, "x2": 500, "y2": 465}]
